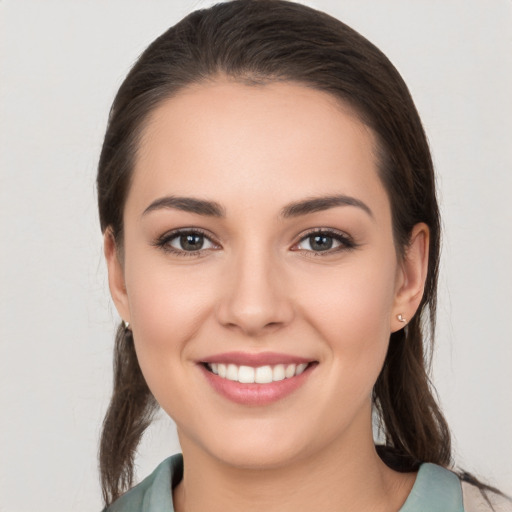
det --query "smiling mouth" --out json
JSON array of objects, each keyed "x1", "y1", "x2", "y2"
[{"x1": 202, "y1": 362, "x2": 316, "y2": 384}]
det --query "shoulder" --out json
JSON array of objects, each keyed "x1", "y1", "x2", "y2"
[
  {"x1": 102, "y1": 454, "x2": 183, "y2": 512},
  {"x1": 400, "y1": 463, "x2": 512, "y2": 512},
  {"x1": 461, "y1": 481, "x2": 512, "y2": 512},
  {"x1": 400, "y1": 463, "x2": 464, "y2": 512}
]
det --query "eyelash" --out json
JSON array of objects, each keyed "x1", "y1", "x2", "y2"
[
  {"x1": 153, "y1": 228, "x2": 357, "y2": 257},
  {"x1": 152, "y1": 228, "x2": 218, "y2": 258},
  {"x1": 292, "y1": 228, "x2": 357, "y2": 256}
]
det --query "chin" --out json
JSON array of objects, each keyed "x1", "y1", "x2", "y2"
[
  {"x1": 211, "y1": 441, "x2": 310, "y2": 471},
  {"x1": 179, "y1": 417, "x2": 328, "y2": 471}
]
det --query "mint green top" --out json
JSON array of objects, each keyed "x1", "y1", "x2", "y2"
[{"x1": 104, "y1": 453, "x2": 465, "y2": 512}]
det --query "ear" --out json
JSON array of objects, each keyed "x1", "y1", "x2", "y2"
[
  {"x1": 391, "y1": 223, "x2": 429, "y2": 332},
  {"x1": 104, "y1": 229, "x2": 131, "y2": 324}
]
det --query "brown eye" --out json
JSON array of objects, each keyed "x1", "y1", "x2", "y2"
[
  {"x1": 294, "y1": 230, "x2": 355, "y2": 254},
  {"x1": 154, "y1": 229, "x2": 218, "y2": 256},
  {"x1": 174, "y1": 233, "x2": 206, "y2": 251},
  {"x1": 307, "y1": 234, "x2": 334, "y2": 251}
]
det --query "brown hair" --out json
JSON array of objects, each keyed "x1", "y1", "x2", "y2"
[{"x1": 98, "y1": 0, "x2": 449, "y2": 506}]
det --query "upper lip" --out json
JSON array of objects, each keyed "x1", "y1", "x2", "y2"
[{"x1": 199, "y1": 351, "x2": 315, "y2": 367}]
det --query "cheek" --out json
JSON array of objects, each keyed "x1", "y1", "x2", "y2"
[
  {"x1": 125, "y1": 265, "x2": 220, "y2": 423},
  {"x1": 123, "y1": 251, "x2": 216, "y2": 380},
  {"x1": 296, "y1": 252, "x2": 397, "y2": 388}
]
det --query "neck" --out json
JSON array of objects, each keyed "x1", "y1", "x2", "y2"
[{"x1": 173, "y1": 417, "x2": 416, "y2": 512}]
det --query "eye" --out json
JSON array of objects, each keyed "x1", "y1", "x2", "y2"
[
  {"x1": 293, "y1": 229, "x2": 356, "y2": 254},
  {"x1": 154, "y1": 229, "x2": 219, "y2": 256},
  {"x1": 169, "y1": 232, "x2": 214, "y2": 251}
]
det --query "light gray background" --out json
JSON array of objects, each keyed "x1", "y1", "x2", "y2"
[{"x1": 1, "y1": 1, "x2": 511, "y2": 510}]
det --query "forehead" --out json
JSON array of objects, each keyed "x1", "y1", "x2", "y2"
[{"x1": 128, "y1": 79, "x2": 389, "y2": 219}]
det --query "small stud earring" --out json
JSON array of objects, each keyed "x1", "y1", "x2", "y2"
[
  {"x1": 397, "y1": 314, "x2": 407, "y2": 323},
  {"x1": 123, "y1": 320, "x2": 131, "y2": 330}
]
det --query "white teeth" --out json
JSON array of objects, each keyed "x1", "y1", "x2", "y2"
[
  {"x1": 207, "y1": 362, "x2": 310, "y2": 383},
  {"x1": 226, "y1": 364, "x2": 238, "y2": 380},
  {"x1": 255, "y1": 365, "x2": 273, "y2": 384},
  {"x1": 295, "y1": 363, "x2": 308, "y2": 376},
  {"x1": 238, "y1": 365, "x2": 255, "y2": 383},
  {"x1": 285, "y1": 364, "x2": 296, "y2": 378},
  {"x1": 272, "y1": 364, "x2": 285, "y2": 381}
]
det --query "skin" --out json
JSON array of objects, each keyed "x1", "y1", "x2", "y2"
[{"x1": 105, "y1": 79, "x2": 429, "y2": 512}]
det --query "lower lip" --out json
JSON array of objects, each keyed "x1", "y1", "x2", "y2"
[{"x1": 199, "y1": 363, "x2": 316, "y2": 406}]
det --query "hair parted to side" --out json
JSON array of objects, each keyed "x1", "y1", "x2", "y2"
[{"x1": 97, "y1": 0, "x2": 448, "y2": 506}]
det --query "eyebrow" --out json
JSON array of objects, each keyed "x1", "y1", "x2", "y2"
[
  {"x1": 281, "y1": 195, "x2": 374, "y2": 219},
  {"x1": 142, "y1": 196, "x2": 226, "y2": 217},
  {"x1": 142, "y1": 194, "x2": 373, "y2": 219}
]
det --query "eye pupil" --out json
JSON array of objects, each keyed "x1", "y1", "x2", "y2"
[
  {"x1": 310, "y1": 235, "x2": 333, "y2": 251},
  {"x1": 181, "y1": 233, "x2": 204, "y2": 251}
]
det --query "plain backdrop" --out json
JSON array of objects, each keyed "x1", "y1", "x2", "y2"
[{"x1": 1, "y1": 1, "x2": 511, "y2": 510}]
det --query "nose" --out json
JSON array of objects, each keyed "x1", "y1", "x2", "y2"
[{"x1": 215, "y1": 245, "x2": 295, "y2": 337}]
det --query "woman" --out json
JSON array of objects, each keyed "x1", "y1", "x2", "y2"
[{"x1": 97, "y1": 1, "x2": 510, "y2": 510}]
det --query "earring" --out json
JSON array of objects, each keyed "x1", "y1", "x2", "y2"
[
  {"x1": 397, "y1": 314, "x2": 407, "y2": 323},
  {"x1": 123, "y1": 320, "x2": 131, "y2": 330}
]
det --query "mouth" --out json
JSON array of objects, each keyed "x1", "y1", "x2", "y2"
[
  {"x1": 202, "y1": 361, "x2": 313, "y2": 384},
  {"x1": 198, "y1": 353, "x2": 318, "y2": 405}
]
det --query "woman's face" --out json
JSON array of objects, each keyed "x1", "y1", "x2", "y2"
[{"x1": 106, "y1": 79, "x2": 426, "y2": 468}]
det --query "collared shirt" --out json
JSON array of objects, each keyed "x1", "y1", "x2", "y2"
[{"x1": 104, "y1": 453, "x2": 511, "y2": 512}]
